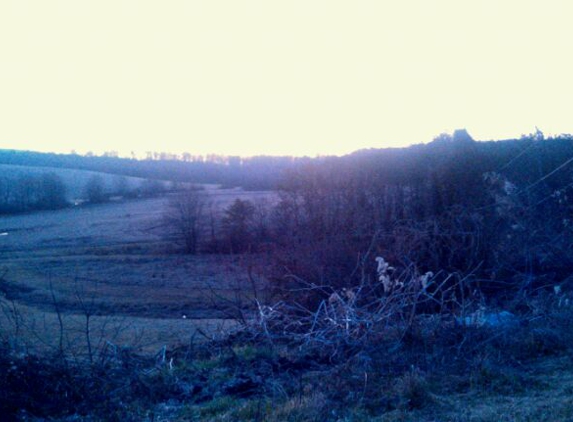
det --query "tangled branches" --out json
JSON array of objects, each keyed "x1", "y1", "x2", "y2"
[{"x1": 247, "y1": 258, "x2": 479, "y2": 359}]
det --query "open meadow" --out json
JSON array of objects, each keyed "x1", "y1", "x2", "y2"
[{"x1": 0, "y1": 187, "x2": 275, "y2": 356}]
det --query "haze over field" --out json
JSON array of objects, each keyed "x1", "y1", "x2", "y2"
[{"x1": 1, "y1": 1, "x2": 573, "y2": 157}]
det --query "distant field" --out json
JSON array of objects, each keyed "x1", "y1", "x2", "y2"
[
  {"x1": 0, "y1": 163, "x2": 156, "y2": 201},
  {"x1": 0, "y1": 188, "x2": 276, "y2": 355}
]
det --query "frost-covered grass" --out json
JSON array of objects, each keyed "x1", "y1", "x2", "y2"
[{"x1": 0, "y1": 163, "x2": 148, "y2": 201}]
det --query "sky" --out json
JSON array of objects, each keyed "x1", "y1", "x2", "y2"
[{"x1": 1, "y1": 0, "x2": 572, "y2": 158}]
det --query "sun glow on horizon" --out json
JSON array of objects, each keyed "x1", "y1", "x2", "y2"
[{"x1": 1, "y1": 1, "x2": 572, "y2": 158}]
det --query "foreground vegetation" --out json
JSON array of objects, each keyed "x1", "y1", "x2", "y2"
[
  {"x1": 3, "y1": 130, "x2": 573, "y2": 420},
  {"x1": 2, "y1": 285, "x2": 573, "y2": 421}
]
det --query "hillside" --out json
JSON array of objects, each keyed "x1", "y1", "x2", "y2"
[
  {"x1": 0, "y1": 148, "x2": 302, "y2": 190},
  {"x1": 2, "y1": 132, "x2": 573, "y2": 420},
  {"x1": 0, "y1": 164, "x2": 150, "y2": 201}
]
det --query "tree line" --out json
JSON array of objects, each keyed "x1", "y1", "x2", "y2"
[
  {"x1": 0, "y1": 149, "x2": 307, "y2": 190},
  {"x1": 166, "y1": 130, "x2": 573, "y2": 299},
  {"x1": 0, "y1": 173, "x2": 68, "y2": 214},
  {"x1": 0, "y1": 172, "x2": 170, "y2": 214}
]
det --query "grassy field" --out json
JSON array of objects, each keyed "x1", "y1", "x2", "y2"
[{"x1": 0, "y1": 186, "x2": 275, "y2": 355}]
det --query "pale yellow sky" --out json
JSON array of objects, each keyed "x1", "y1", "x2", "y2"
[{"x1": 1, "y1": 0, "x2": 572, "y2": 157}]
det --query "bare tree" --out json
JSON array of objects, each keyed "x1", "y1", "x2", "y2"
[{"x1": 164, "y1": 187, "x2": 208, "y2": 254}]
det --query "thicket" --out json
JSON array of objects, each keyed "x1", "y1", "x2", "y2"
[
  {"x1": 2, "y1": 282, "x2": 572, "y2": 421},
  {"x1": 275, "y1": 132, "x2": 566, "y2": 286}
]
